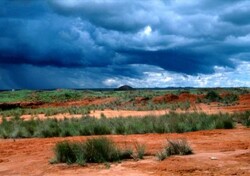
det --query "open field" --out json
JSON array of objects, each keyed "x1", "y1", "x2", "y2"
[
  {"x1": 0, "y1": 126, "x2": 249, "y2": 175},
  {"x1": 0, "y1": 88, "x2": 249, "y2": 175}
]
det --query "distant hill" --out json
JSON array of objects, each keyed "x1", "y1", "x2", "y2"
[{"x1": 115, "y1": 85, "x2": 134, "y2": 91}]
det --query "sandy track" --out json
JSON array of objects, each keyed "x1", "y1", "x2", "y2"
[
  {"x1": 0, "y1": 127, "x2": 249, "y2": 176},
  {"x1": 0, "y1": 105, "x2": 248, "y2": 122}
]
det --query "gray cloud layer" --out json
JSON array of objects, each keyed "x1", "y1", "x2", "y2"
[{"x1": 0, "y1": 0, "x2": 250, "y2": 89}]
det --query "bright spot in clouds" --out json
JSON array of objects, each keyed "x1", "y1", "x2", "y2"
[{"x1": 142, "y1": 25, "x2": 152, "y2": 36}]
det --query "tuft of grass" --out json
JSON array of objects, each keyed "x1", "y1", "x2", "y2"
[
  {"x1": 104, "y1": 162, "x2": 111, "y2": 169},
  {"x1": 165, "y1": 139, "x2": 193, "y2": 156},
  {"x1": 233, "y1": 111, "x2": 250, "y2": 127},
  {"x1": 52, "y1": 137, "x2": 136, "y2": 165},
  {"x1": 221, "y1": 94, "x2": 239, "y2": 105},
  {"x1": 53, "y1": 141, "x2": 86, "y2": 165},
  {"x1": 84, "y1": 137, "x2": 120, "y2": 163},
  {"x1": 134, "y1": 142, "x2": 146, "y2": 160},
  {"x1": 205, "y1": 91, "x2": 221, "y2": 102},
  {"x1": 54, "y1": 141, "x2": 79, "y2": 164},
  {"x1": 156, "y1": 139, "x2": 193, "y2": 161},
  {"x1": 120, "y1": 148, "x2": 133, "y2": 160},
  {"x1": 156, "y1": 151, "x2": 167, "y2": 161}
]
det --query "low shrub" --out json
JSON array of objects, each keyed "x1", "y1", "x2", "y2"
[
  {"x1": 120, "y1": 148, "x2": 133, "y2": 160},
  {"x1": 134, "y1": 143, "x2": 146, "y2": 159},
  {"x1": 156, "y1": 139, "x2": 193, "y2": 161},
  {"x1": 84, "y1": 137, "x2": 120, "y2": 163},
  {"x1": 233, "y1": 111, "x2": 250, "y2": 127},
  {"x1": 205, "y1": 91, "x2": 221, "y2": 102},
  {"x1": 156, "y1": 151, "x2": 167, "y2": 161},
  {"x1": 54, "y1": 141, "x2": 81, "y2": 164},
  {"x1": 202, "y1": 91, "x2": 239, "y2": 105},
  {"x1": 214, "y1": 114, "x2": 235, "y2": 129},
  {"x1": 221, "y1": 94, "x2": 239, "y2": 105},
  {"x1": 52, "y1": 137, "x2": 135, "y2": 165},
  {"x1": 165, "y1": 139, "x2": 193, "y2": 156}
]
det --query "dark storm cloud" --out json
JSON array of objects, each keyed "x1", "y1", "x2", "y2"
[
  {"x1": 220, "y1": 1, "x2": 250, "y2": 25},
  {"x1": 116, "y1": 48, "x2": 236, "y2": 75},
  {"x1": 0, "y1": 0, "x2": 250, "y2": 88},
  {"x1": 49, "y1": 0, "x2": 150, "y2": 32},
  {"x1": 0, "y1": 64, "x2": 88, "y2": 89},
  {"x1": 0, "y1": 0, "x2": 49, "y2": 19}
]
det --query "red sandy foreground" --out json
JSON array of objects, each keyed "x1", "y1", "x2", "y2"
[{"x1": 0, "y1": 125, "x2": 249, "y2": 176}]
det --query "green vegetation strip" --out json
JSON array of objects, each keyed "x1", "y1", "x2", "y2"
[
  {"x1": 0, "y1": 88, "x2": 248, "y2": 103},
  {"x1": 1, "y1": 112, "x2": 247, "y2": 139},
  {"x1": 0, "y1": 106, "x2": 91, "y2": 118}
]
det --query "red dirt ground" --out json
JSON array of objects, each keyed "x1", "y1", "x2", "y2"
[
  {"x1": 0, "y1": 97, "x2": 116, "y2": 109},
  {"x1": 37, "y1": 97, "x2": 116, "y2": 108},
  {"x1": 0, "y1": 126, "x2": 249, "y2": 176}
]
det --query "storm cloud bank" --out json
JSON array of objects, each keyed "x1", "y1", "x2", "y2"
[{"x1": 0, "y1": 0, "x2": 250, "y2": 89}]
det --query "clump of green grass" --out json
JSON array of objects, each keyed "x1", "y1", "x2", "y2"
[
  {"x1": 156, "y1": 139, "x2": 193, "y2": 161},
  {"x1": 156, "y1": 150, "x2": 167, "y2": 161},
  {"x1": 52, "y1": 137, "x2": 136, "y2": 165},
  {"x1": 205, "y1": 91, "x2": 222, "y2": 102},
  {"x1": 133, "y1": 142, "x2": 146, "y2": 160},
  {"x1": 165, "y1": 139, "x2": 193, "y2": 156},
  {"x1": 233, "y1": 111, "x2": 250, "y2": 127},
  {"x1": 53, "y1": 141, "x2": 85, "y2": 165},
  {"x1": 221, "y1": 94, "x2": 239, "y2": 105},
  {"x1": 199, "y1": 91, "x2": 239, "y2": 105},
  {"x1": 120, "y1": 148, "x2": 133, "y2": 160},
  {"x1": 84, "y1": 137, "x2": 120, "y2": 163}
]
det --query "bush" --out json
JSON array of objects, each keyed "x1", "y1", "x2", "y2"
[
  {"x1": 120, "y1": 148, "x2": 133, "y2": 160},
  {"x1": 156, "y1": 139, "x2": 192, "y2": 161},
  {"x1": 134, "y1": 143, "x2": 146, "y2": 160},
  {"x1": 233, "y1": 111, "x2": 250, "y2": 127},
  {"x1": 214, "y1": 114, "x2": 234, "y2": 129},
  {"x1": 52, "y1": 137, "x2": 136, "y2": 165},
  {"x1": 156, "y1": 151, "x2": 167, "y2": 161},
  {"x1": 165, "y1": 139, "x2": 193, "y2": 156},
  {"x1": 84, "y1": 137, "x2": 120, "y2": 163},
  {"x1": 205, "y1": 91, "x2": 221, "y2": 102},
  {"x1": 54, "y1": 141, "x2": 81, "y2": 164},
  {"x1": 221, "y1": 94, "x2": 239, "y2": 105}
]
